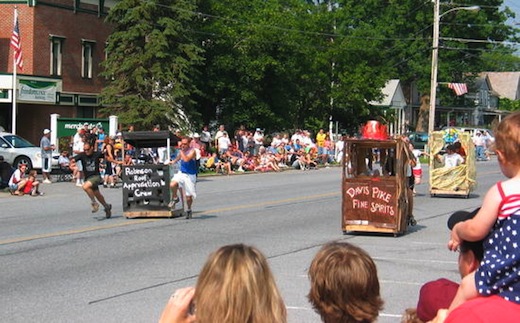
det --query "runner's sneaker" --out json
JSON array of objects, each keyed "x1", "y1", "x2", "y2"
[
  {"x1": 186, "y1": 209, "x2": 192, "y2": 219},
  {"x1": 105, "y1": 204, "x2": 112, "y2": 219},
  {"x1": 168, "y1": 197, "x2": 180, "y2": 208},
  {"x1": 91, "y1": 202, "x2": 100, "y2": 213}
]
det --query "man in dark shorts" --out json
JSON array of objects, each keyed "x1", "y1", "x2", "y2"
[{"x1": 72, "y1": 141, "x2": 112, "y2": 218}]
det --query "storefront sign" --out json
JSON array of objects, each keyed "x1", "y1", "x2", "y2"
[
  {"x1": 18, "y1": 79, "x2": 57, "y2": 103},
  {"x1": 56, "y1": 118, "x2": 109, "y2": 137}
]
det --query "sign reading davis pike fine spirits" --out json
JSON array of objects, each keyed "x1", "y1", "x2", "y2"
[{"x1": 18, "y1": 79, "x2": 57, "y2": 103}]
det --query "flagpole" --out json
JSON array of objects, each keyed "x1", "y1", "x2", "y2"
[
  {"x1": 12, "y1": 50, "x2": 17, "y2": 135},
  {"x1": 11, "y1": 7, "x2": 18, "y2": 135}
]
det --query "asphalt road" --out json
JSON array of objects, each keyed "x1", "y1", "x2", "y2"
[{"x1": 0, "y1": 160, "x2": 502, "y2": 323}]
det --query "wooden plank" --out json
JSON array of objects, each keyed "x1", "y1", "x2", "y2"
[
  {"x1": 430, "y1": 189, "x2": 470, "y2": 196},
  {"x1": 344, "y1": 224, "x2": 398, "y2": 234},
  {"x1": 124, "y1": 210, "x2": 173, "y2": 218}
]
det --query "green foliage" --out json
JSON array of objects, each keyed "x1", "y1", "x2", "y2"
[
  {"x1": 99, "y1": 0, "x2": 520, "y2": 135},
  {"x1": 100, "y1": 0, "x2": 203, "y2": 130},
  {"x1": 499, "y1": 98, "x2": 520, "y2": 111}
]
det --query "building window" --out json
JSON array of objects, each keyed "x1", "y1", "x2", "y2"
[
  {"x1": 50, "y1": 36, "x2": 65, "y2": 76},
  {"x1": 82, "y1": 41, "x2": 95, "y2": 79}
]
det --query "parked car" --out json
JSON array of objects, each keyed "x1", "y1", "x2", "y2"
[
  {"x1": 405, "y1": 132, "x2": 429, "y2": 150},
  {"x1": 0, "y1": 132, "x2": 57, "y2": 170}
]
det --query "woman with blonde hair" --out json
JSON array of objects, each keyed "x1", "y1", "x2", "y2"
[{"x1": 159, "y1": 244, "x2": 287, "y2": 323}]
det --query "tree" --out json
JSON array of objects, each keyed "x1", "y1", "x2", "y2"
[
  {"x1": 100, "y1": 0, "x2": 203, "y2": 131},
  {"x1": 100, "y1": 0, "x2": 519, "y2": 134},
  {"x1": 499, "y1": 98, "x2": 520, "y2": 111},
  {"x1": 190, "y1": 0, "x2": 397, "y2": 133}
]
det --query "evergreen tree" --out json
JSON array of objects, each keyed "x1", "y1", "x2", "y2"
[{"x1": 100, "y1": 0, "x2": 203, "y2": 130}]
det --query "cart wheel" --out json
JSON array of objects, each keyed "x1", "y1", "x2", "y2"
[
  {"x1": 409, "y1": 216, "x2": 417, "y2": 226},
  {"x1": 393, "y1": 233, "x2": 399, "y2": 238}
]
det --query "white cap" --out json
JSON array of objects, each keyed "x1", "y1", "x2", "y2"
[
  {"x1": 193, "y1": 133, "x2": 200, "y2": 138},
  {"x1": 43, "y1": 129, "x2": 51, "y2": 134}
]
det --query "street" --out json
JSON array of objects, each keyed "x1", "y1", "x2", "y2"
[{"x1": 1, "y1": 160, "x2": 502, "y2": 323}]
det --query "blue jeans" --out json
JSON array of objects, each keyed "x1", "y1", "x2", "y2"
[{"x1": 476, "y1": 146, "x2": 485, "y2": 160}]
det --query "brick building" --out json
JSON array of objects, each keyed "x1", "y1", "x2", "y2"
[{"x1": 0, "y1": 0, "x2": 114, "y2": 144}]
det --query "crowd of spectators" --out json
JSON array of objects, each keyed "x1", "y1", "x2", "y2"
[
  {"x1": 50, "y1": 122, "x2": 350, "y2": 181},
  {"x1": 197, "y1": 125, "x2": 342, "y2": 175}
]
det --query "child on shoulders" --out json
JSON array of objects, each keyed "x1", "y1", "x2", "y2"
[{"x1": 448, "y1": 111, "x2": 520, "y2": 310}]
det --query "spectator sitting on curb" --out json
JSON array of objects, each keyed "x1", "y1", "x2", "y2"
[
  {"x1": 8, "y1": 164, "x2": 28, "y2": 195},
  {"x1": 401, "y1": 208, "x2": 484, "y2": 323},
  {"x1": 22, "y1": 170, "x2": 43, "y2": 196},
  {"x1": 255, "y1": 147, "x2": 280, "y2": 172},
  {"x1": 215, "y1": 153, "x2": 233, "y2": 175},
  {"x1": 241, "y1": 151, "x2": 256, "y2": 171},
  {"x1": 225, "y1": 146, "x2": 245, "y2": 172}
]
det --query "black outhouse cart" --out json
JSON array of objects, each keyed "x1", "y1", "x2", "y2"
[{"x1": 121, "y1": 131, "x2": 180, "y2": 218}]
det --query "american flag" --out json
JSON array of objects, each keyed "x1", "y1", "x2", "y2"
[
  {"x1": 10, "y1": 9, "x2": 23, "y2": 71},
  {"x1": 448, "y1": 83, "x2": 468, "y2": 96}
]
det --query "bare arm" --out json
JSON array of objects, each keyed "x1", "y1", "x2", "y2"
[
  {"x1": 105, "y1": 145, "x2": 122, "y2": 165},
  {"x1": 180, "y1": 149, "x2": 196, "y2": 162},
  {"x1": 449, "y1": 184, "x2": 501, "y2": 250}
]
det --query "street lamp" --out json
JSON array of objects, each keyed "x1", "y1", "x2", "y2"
[{"x1": 428, "y1": 2, "x2": 480, "y2": 134}]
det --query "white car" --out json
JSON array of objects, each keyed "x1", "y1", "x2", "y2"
[{"x1": 0, "y1": 132, "x2": 57, "y2": 170}]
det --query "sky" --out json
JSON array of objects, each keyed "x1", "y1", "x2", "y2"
[
  {"x1": 503, "y1": 0, "x2": 519, "y2": 25},
  {"x1": 503, "y1": 0, "x2": 519, "y2": 55}
]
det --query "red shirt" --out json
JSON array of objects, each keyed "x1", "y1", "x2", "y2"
[{"x1": 446, "y1": 295, "x2": 520, "y2": 323}]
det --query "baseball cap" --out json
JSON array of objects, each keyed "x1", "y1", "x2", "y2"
[
  {"x1": 416, "y1": 278, "x2": 459, "y2": 322},
  {"x1": 43, "y1": 129, "x2": 51, "y2": 134},
  {"x1": 447, "y1": 208, "x2": 480, "y2": 230},
  {"x1": 193, "y1": 133, "x2": 200, "y2": 138}
]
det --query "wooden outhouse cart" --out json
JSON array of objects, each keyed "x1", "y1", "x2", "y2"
[{"x1": 341, "y1": 138, "x2": 413, "y2": 236}]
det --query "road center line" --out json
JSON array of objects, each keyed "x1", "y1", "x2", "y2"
[{"x1": 0, "y1": 191, "x2": 340, "y2": 245}]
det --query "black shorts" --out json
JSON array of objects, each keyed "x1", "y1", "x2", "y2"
[{"x1": 408, "y1": 175, "x2": 415, "y2": 190}]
